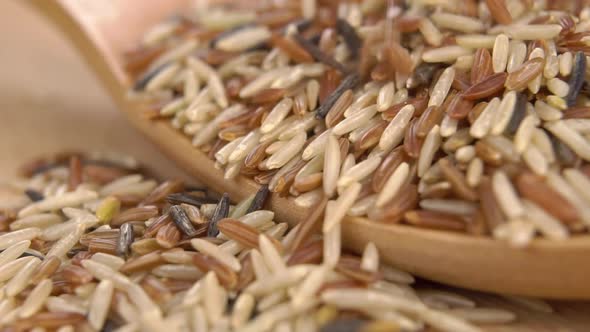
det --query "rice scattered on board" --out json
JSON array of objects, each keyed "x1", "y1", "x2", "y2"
[{"x1": 0, "y1": 152, "x2": 532, "y2": 330}]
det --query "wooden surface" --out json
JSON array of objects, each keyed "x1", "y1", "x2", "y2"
[{"x1": 1, "y1": 1, "x2": 590, "y2": 330}]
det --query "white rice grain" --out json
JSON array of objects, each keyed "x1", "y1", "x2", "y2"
[
  {"x1": 232, "y1": 293, "x2": 256, "y2": 329},
  {"x1": 203, "y1": 272, "x2": 224, "y2": 324},
  {"x1": 376, "y1": 162, "x2": 410, "y2": 208},
  {"x1": 337, "y1": 156, "x2": 381, "y2": 188},
  {"x1": 379, "y1": 105, "x2": 415, "y2": 151},
  {"x1": 419, "y1": 199, "x2": 477, "y2": 216},
  {"x1": 534, "y1": 100, "x2": 562, "y2": 122},
  {"x1": 544, "y1": 54, "x2": 559, "y2": 79},
  {"x1": 506, "y1": 40, "x2": 527, "y2": 73},
  {"x1": 323, "y1": 134, "x2": 341, "y2": 197},
  {"x1": 216, "y1": 26, "x2": 271, "y2": 52},
  {"x1": 559, "y1": 52, "x2": 573, "y2": 77},
  {"x1": 361, "y1": 242, "x2": 379, "y2": 272},
  {"x1": 5, "y1": 257, "x2": 40, "y2": 297},
  {"x1": 523, "y1": 200, "x2": 568, "y2": 240},
  {"x1": 323, "y1": 182, "x2": 361, "y2": 232},
  {"x1": 259, "y1": 235, "x2": 286, "y2": 274},
  {"x1": 377, "y1": 81, "x2": 395, "y2": 111},
  {"x1": 306, "y1": 80, "x2": 320, "y2": 111},
  {"x1": 528, "y1": 48, "x2": 545, "y2": 94},
  {"x1": 419, "y1": 18, "x2": 443, "y2": 46},
  {"x1": 191, "y1": 238, "x2": 241, "y2": 272},
  {"x1": 506, "y1": 24, "x2": 562, "y2": 40},
  {"x1": 428, "y1": 67, "x2": 455, "y2": 107},
  {"x1": 333, "y1": 105, "x2": 378, "y2": 135},
  {"x1": 0, "y1": 228, "x2": 40, "y2": 250},
  {"x1": 455, "y1": 35, "x2": 497, "y2": 49},
  {"x1": 545, "y1": 120, "x2": 590, "y2": 161},
  {"x1": 9, "y1": 213, "x2": 61, "y2": 231},
  {"x1": 523, "y1": 145, "x2": 548, "y2": 176},
  {"x1": 228, "y1": 130, "x2": 261, "y2": 163},
  {"x1": 418, "y1": 125, "x2": 442, "y2": 177},
  {"x1": 291, "y1": 265, "x2": 329, "y2": 308},
  {"x1": 46, "y1": 224, "x2": 85, "y2": 260},
  {"x1": 491, "y1": 91, "x2": 517, "y2": 135},
  {"x1": 17, "y1": 189, "x2": 98, "y2": 218},
  {"x1": 431, "y1": 12, "x2": 484, "y2": 33},
  {"x1": 445, "y1": 307, "x2": 516, "y2": 324},
  {"x1": 267, "y1": 132, "x2": 307, "y2": 169},
  {"x1": 492, "y1": 171, "x2": 524, "y2": 219},
  {"x1": 17, "y1": 278, "x2": 52, "y2": 318},
  {"x1": 514, "y1": 114, "x2": 539, "y2": 153},
  {"x1": 246, "y1": 266, "x2": 310, "y2": 296},
  {"x1": 470, "y1": 97, "x2": 500, "y2": 138},
  {"x1": 546, "y1": 78, "x2": 570, "y2": 98},
  {"x1": 492, "y1": 34, "x2": 509, "y2": 73},
  {"x1": 88, "y1": 279, "x2": 114, "y2": 330},
  {"x1": 563, "y1": 168, "x2": 590, "y2": 205},
  {"x1": 0, "y1": 240, "x2": 30, "y2": 266}
]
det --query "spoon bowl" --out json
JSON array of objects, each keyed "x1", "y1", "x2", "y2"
[{"x1": 26, "y1": 0, "x2": 590, "y2": 299}]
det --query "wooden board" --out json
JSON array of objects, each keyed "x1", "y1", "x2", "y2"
[{"x1": 0, "y1": 1, "x2": 588, "y2": 330}]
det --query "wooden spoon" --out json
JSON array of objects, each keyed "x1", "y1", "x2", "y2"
[{"x1": 26, "y1": 0, "x2": 590, "y2": 299}]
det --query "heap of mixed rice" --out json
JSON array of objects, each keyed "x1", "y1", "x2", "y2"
[
  {"x1": 129, "y1": 0, "x2": 590, "y2": 246},
  {"x1": 0, "y1": 153, "x2": 551, "y2": 331}
]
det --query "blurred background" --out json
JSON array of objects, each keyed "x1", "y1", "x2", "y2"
[{"x1": 0, "y1": 1, "x2": 192, "y2": 182}]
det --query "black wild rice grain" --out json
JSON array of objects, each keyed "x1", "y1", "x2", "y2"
[
  {"x1": 100, "y1": 319, "x2": 117, "y2": 332},
  {"x1": 24, "y1": 189, "x2": 44, "y2": 202},
  {"x1": 316, "y1": 73, "x2": 361, "y2": 119},
  {"x1": 408, "y1": 63, "x2": 441, "y2": 89},
  {"x1": 166, "y1": 192, "x2": 216, "y2": 206},
  {"x1": 336, "y1": 18, "x2": 362, "y2": 59},
  {"x1": 293, "y1": 33, "x2": 348, "y2": 73},
  {"x1": 246, "y1": 185, "x2": 270, "y2": 214},
  {"x1": 208, "y1": 193, "x2": 230, "y2": 237},
  {"x1": 169, "y1": 205, "x2": 199, "y2": 237},
  {"x1": 566, "y1": 51, "x2": 587, "y2": 107},
  {"x1": 117, "y1": 223, "x2": 134, "y2": 258},
  {"x1": 506, "y1": 92, "x2": 527, "y2": 135}
]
